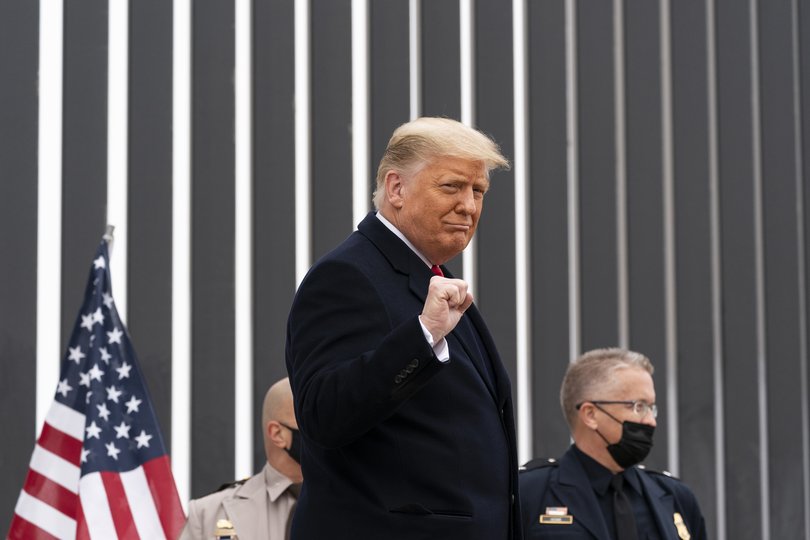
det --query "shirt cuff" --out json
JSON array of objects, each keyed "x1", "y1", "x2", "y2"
[{"x1": 418, "y1": 317, "x2": 450, "y2": 363}]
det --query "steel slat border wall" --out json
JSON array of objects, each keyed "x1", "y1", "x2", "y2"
[
  {"x1": 190, "y1": 0, "x2": 236, "y2": 496},
  {"x1": 716, "y1": 0, "x2": 765, "y2": 537},
  {"x1": 311, "y1": 0, "x2": 354, "y2": 261},
  {"x1": 474, "y1": 0, "x2": 518, "y2": 410},
  {"x1": 0, "y1": 0, "x2": 39, "y2": 524},
  {"x1": 624, "y1": 0, "x2": 669, "y2": 472},
  {"x1": 577, "y1": 1, "x2": 620, "y2": 352},
  {"x1": 252, "y1": 0, "x2": 298, "y2": 482},
  {"x1": 527, "y1": 0, "x2": 571, "y2": 460},
  {"x1": 759, "y1": 1, "x2": 807, "y2": 537},
  {"x1": 128, "y1": 0, "x2": 174, "y2": 458},
  {"x1": 370, "y1": 1, "x2": 411, "y2": 189},
  {"x1": 61, "y1": 0, "x2": 108, "y2": 356},
  {"x1": 671, "y1": 0, "x2": 720, "y2": 534},
  {"x1": 799, "y1": 2, "x2": 810, "y2": 538}
]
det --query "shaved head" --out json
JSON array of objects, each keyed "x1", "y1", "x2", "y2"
[
  {"x1": 259, "y1": 377, "x2": 302, "y2": 483},
  {"x1": 262, "y1": 377, "x2": 295, "y2": 428}
]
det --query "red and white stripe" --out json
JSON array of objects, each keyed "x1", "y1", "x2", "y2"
[{"x1": 8, "y1": 401, "x2": 184, "y2": 540}]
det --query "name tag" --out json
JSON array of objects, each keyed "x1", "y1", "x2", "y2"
[
  {"x1": 215, "y1": 518, "x2": 237, "y2": 539},
  {"x1": 539, "y1": 507, "x2": 573, "y2": 525}
]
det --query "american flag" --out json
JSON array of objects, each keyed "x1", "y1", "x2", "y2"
[{"x1": 8, "y1": 237, "x2": 185, "y2": 539}]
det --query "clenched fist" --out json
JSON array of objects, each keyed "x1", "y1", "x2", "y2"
[{"x1": 418, "y1": 275, "x2": 474, "y2": 343}]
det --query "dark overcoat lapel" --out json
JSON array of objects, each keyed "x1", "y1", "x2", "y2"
[{"x1": 359, "y1": 215, "x2": 504, "y2": 403}]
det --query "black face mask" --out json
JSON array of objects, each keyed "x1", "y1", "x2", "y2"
[
  {"x1": 594, "y1": 405, "x2": 655, "y2": 468},
  {"x1": 281, "y1": 423, "x2": 302, "y2": 463}
]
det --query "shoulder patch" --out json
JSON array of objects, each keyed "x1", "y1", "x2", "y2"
[
  {"x1": 215, "y1": 477, "x2": 250, "y2": 493},
  {"x1": 520, "y1": 457, "x2": 559, "y2": 471}
]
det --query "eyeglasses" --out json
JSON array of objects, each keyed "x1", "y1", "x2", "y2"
[{"x1": 575, "y1": 400, "x2": 658, "y2": 419}]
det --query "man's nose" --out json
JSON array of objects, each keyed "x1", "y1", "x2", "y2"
[{"x1": 456, "y1": 188, "x2": 477, "y2": 214}]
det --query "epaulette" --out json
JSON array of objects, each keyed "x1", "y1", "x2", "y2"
[
  {"x1": 635, "y1": 464, "x2": 680, "y2": 480},
  {"x1": 215, "y1": 477, "x2": 250, "y2": 493},
  {"x1": 520, "y1": 457, "x2": 559, "y2": 471}
]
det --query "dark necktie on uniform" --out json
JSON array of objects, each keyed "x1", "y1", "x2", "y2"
[
  {"x1": 610, "y1": 474, "x2": 639, "y2": 540},
  {"x1": 431, "y1": 264, "x2": 444, "y2": 277},
  {"x1": 284, "y1": 483, "x2": 301, "y2": 540}
]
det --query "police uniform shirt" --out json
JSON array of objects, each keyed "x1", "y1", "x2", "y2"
[
  {"x1": 571, "y1": 445, "x2": 662, "y2": 540},
  {"x1": 179, "y1": 463, "x2": 298, "y2": 540}
]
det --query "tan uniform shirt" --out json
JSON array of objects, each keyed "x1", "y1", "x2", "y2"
[{"x1": 179, "y1": 463, "x2": 298, "y2": 540}]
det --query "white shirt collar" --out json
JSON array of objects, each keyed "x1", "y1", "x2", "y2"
[{"x1": 375, "y1": 212, "x2": 433, "y2": 269}]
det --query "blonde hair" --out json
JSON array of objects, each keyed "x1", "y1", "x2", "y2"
[
  {"x1": 559, "y1": 348, "x2": 654, "y2": 429},
  {"x1": 372, "y1": 117, "x2": 509, "y2": 209}
]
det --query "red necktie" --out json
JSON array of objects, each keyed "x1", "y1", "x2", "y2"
[{"x1": 431, "y1": 265, "x2": 444, "y2": 277}]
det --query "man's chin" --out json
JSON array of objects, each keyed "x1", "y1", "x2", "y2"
[{"x1": 434, "y1": 238, "x2": 472, "y2": 262}]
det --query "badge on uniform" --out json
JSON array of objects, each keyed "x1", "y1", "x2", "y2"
[
  {"x1": 673, "y1": 512, "x2": 690, "y2": 540},
  {"x1": 215, "y1": 518, "x2": 238, "y2": 539},
  {"x1": 539, "y1": 506, "x2": 573, "y2": 525}
]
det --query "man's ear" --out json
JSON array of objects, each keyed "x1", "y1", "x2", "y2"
[
  {"x1": 578, "y1": 403, "x2": 599, "y2": 430},
  {"x1": 266, "y1": 420, "x2": 287, "y2": 449},
  {"x1": 385, "y1": 170, "x2": 405, "y2": 209}
]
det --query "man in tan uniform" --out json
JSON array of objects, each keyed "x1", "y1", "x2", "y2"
[{"x1": 180, "y1": 378, "x2": 303, "y2": 540}]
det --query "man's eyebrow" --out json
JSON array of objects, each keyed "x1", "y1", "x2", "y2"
[{"x1": 434, "y1": 169, "x2": 490, "y2": 188}]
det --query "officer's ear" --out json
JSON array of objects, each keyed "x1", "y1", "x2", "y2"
[
  {"x1": 578, "y1": 402, "x2": 599, "y2": 430},
  {"x1": 266, "y1": 420, "x2": 287, "y2": 449}
]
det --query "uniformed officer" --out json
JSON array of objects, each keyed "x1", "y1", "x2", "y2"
[
  {"x1": 519, "y1": 348, "x2": 706, "y2": 540},
  {"x1": 180, "y1": 378, "x2": 303, "y2": 540}
]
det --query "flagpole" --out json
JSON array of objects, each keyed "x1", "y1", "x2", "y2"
[{"x1": 103, "y1": 224, "x2": 115, "y2": 252}]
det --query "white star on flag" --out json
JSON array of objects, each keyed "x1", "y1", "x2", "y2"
[
  {"x1": 125, "y1": 395, "x2": 142, "y2": 414},
  {"x1": 135, "y1": 430, "x2": 153, "y2": 449},
  {"x1": 106, "y1": 385, "x2": 123, "y2": 403},
  {"x1": 96, "y1": 402, "x2": 111, "y2": 421},
  {"x1": 80, "y1": 448, "x2": 90, "y2": 463},
  {"x1": 81, "y1": 313, "x2": 94, "y2": 331},
  {"x1": 92, "y1": 307, "x2": 105, "y2": 324},
  {"x1": 114, "y1": 421, "x2": 131, "y2": 439},
  {"x1": 88, "y1": 363, "x2": 105, "y2": 382},
  {"x1": 107, "y1": 327, "x2": 123, "y2": 344},
  {"x1": 116, "y1": 361, "x2": 132, "y2": 379},
  {"x1": 85, "y1": 421, "x2": 102, "y2": 439},
  {"x1": 93, "y1": 256, "x2": 106, "y2": 269},
  {"x1": 78, "y1": 372, "x2": 91, "y2": 388},
  {"x1": 68, "y1": 346, "x2": 86, "y2": 364},
  {"x1": 99, "y1": 346, "x2": 112, "y2": 363},
  {"x1": 56, "y1": 379, "x2": 73, "y2": 397},
  {"x1": 105, "y1": 442, "x2": 121, "y2": 460},
  {"x1": 103, "y1": 291, "x2": 114, "y2": 308}
]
